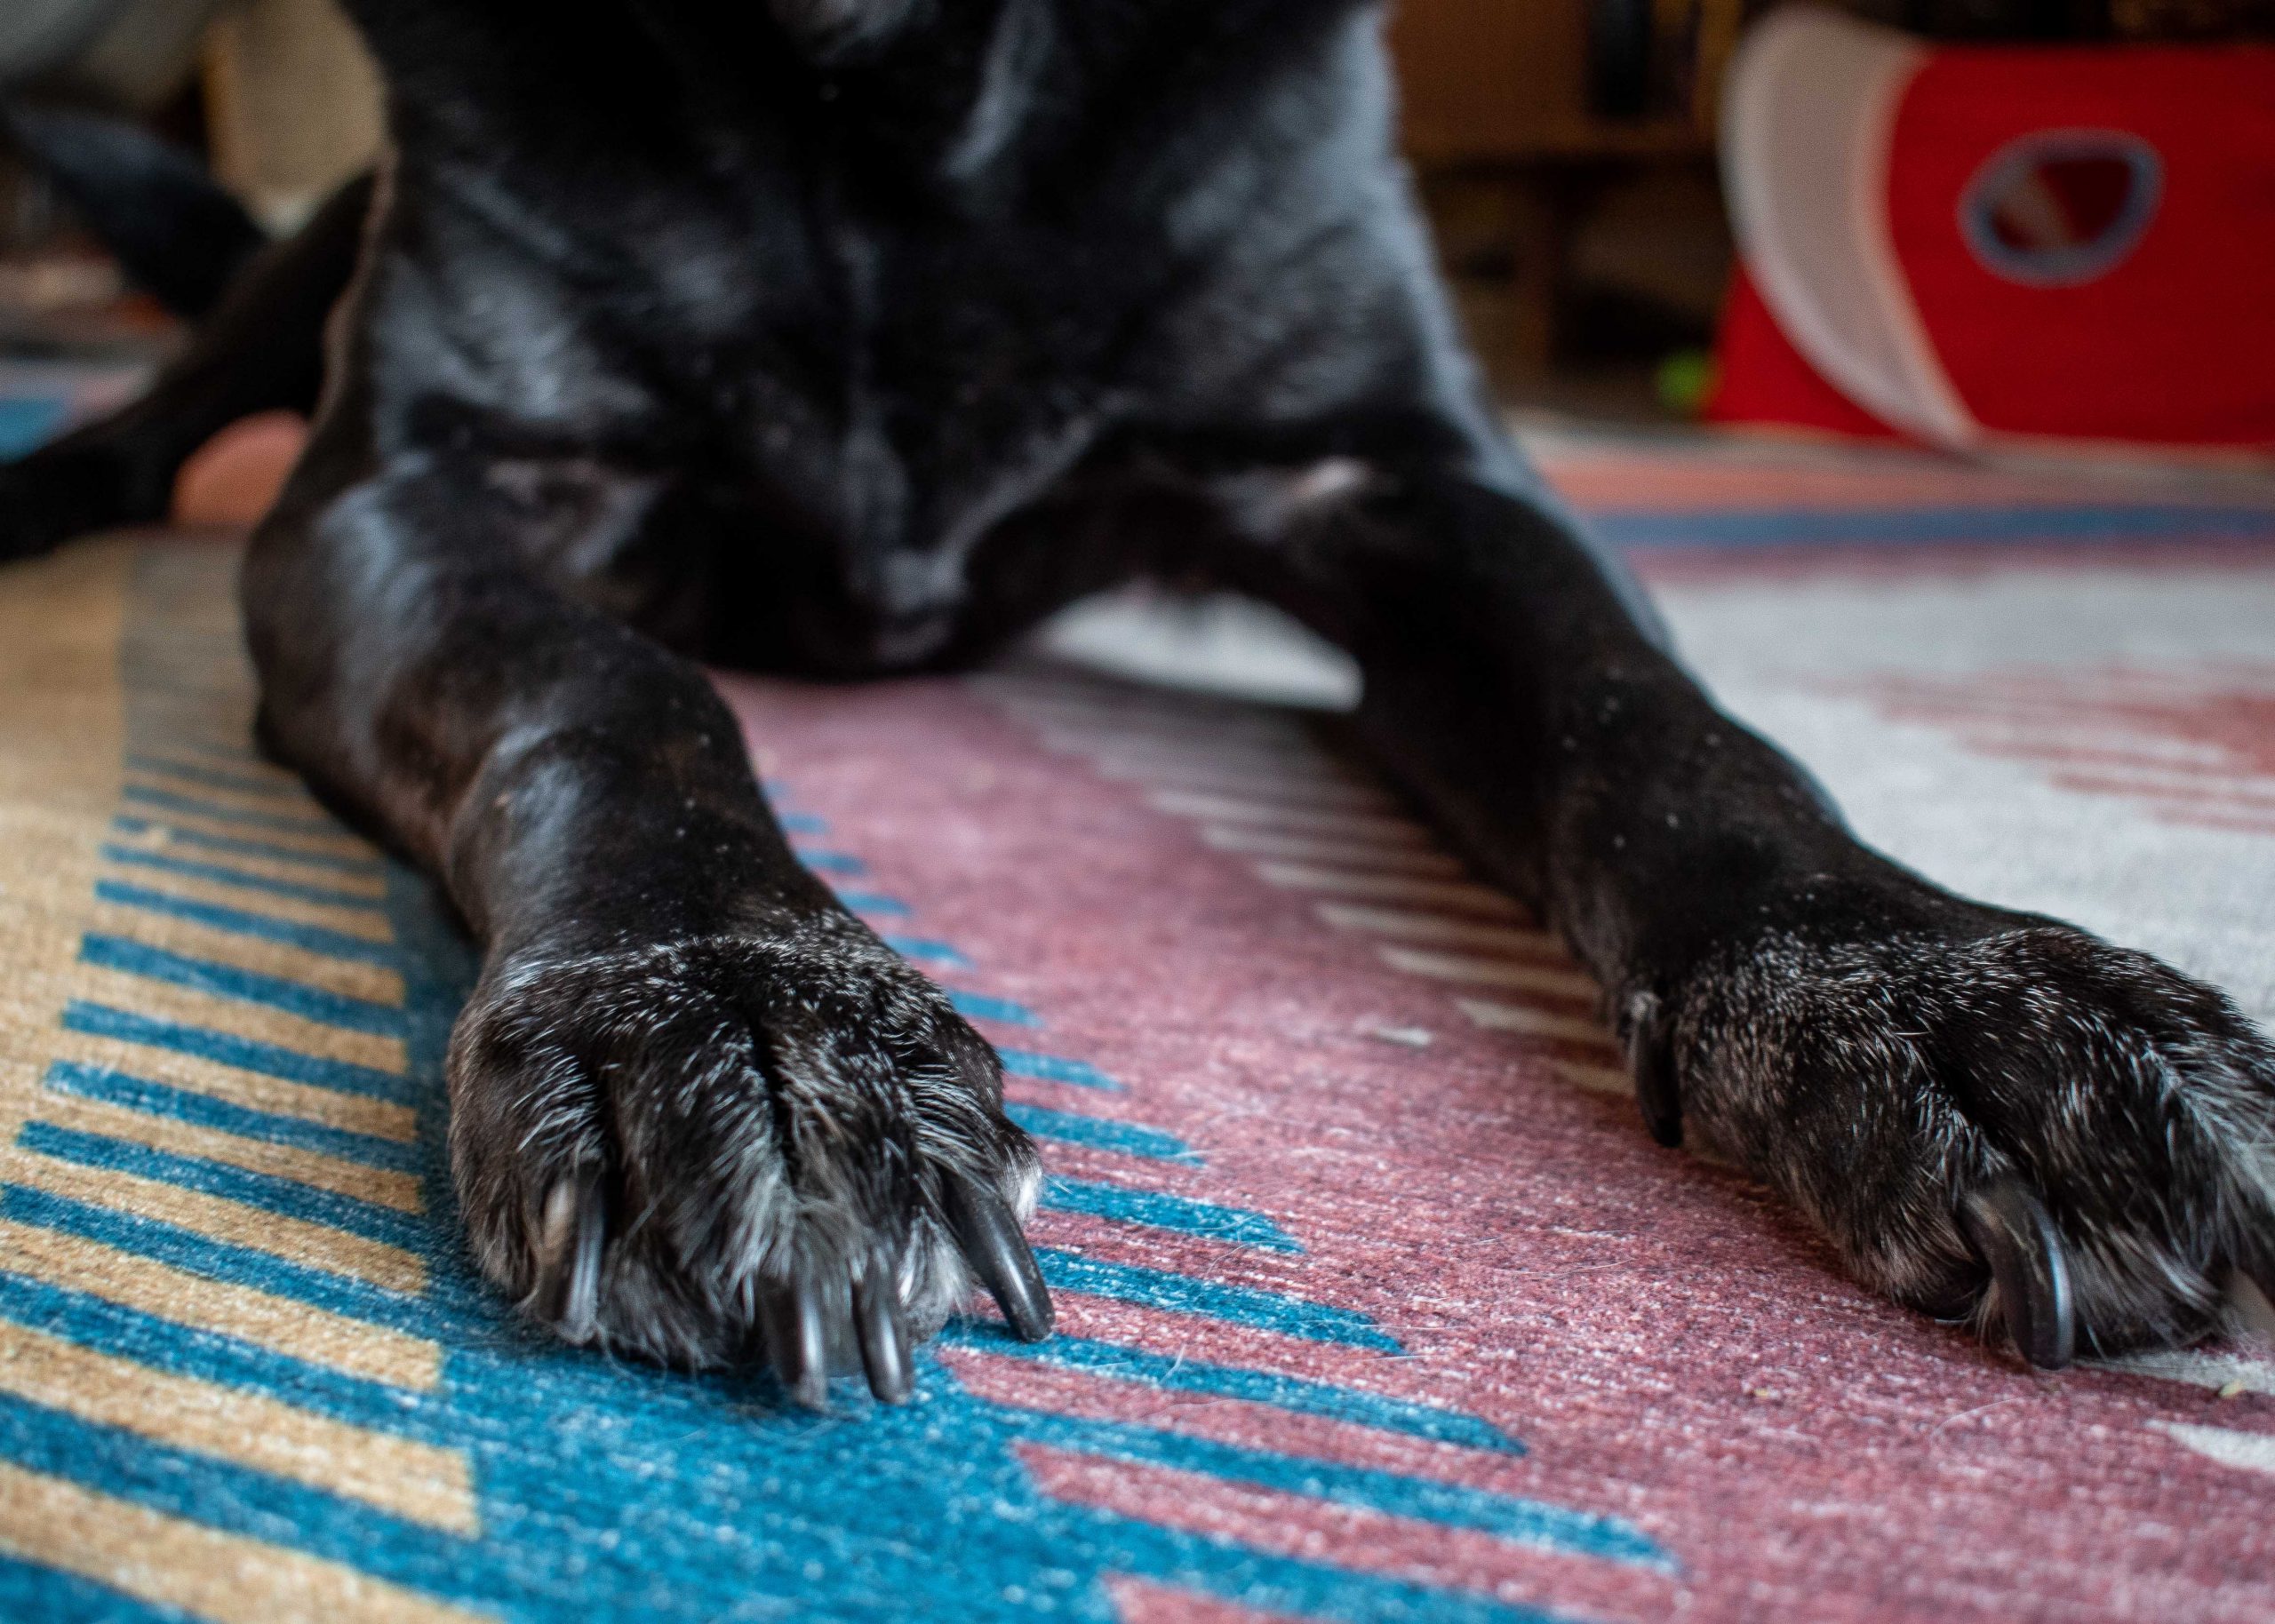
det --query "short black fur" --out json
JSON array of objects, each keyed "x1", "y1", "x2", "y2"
[{"x1": 5, "y1": 0, "x2": 2272, "y2": 1404}]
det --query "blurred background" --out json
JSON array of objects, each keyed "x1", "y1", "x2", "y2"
[
  {"x1": 1394, "y1": 0, "x2": 2274, "y2": 422},
  {"x1": 0, "y1": 0, "x2": 2271, "y2": 460}
]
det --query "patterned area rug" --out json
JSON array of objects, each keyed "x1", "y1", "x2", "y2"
[{"x1": 1, "y1": 430, "x2": 2274, "y2": 1623}]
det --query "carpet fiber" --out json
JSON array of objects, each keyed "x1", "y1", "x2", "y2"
[{"x1": 2, "y1": 429, "x2": 2274, "y2": 1622}]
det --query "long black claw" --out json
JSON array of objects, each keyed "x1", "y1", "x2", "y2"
[
  {"x1": 1625, "y1": 992, "x2": 1683, "y2": 1149},
  {"x1": 946, "y1": 1182, "x2": 1054, "y2": 1342},
  {"x1": 540, "y1": 1167, "x2": 608, "y2": 1341},
  {"x1": 854, "y1": 1270, "x2": 914, "y2": 1405},
  {"x1": 761, "y1": 1279, "x2": 832, "y2": 1410},
  {"x1": 1960, "y1": 1177, "x2": 2075, "y2": 1371}
]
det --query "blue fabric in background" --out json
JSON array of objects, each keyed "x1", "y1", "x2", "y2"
[
  {"x1": 0, "y1": 358, "x2": 153, "y2": 460},
  {"x1": 0, "y1": 395, "x2": 67, "y2": 460}
]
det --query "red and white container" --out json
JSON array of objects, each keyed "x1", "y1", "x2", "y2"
[{"x1": 1709, "y1": 9, "x2": 2275, "y2": 454}]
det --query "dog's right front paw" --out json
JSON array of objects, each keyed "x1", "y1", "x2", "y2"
[{"x1": 445, "y1": 920, "x2": 1049, "y2": 1405}]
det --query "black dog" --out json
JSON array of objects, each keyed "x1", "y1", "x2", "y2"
[{"x1": 6, "y1": 0, "x2": 2272, "y2": 1407}]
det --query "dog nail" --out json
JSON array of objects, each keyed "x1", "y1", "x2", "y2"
[
  {"x1": 854, "y1": 1270, "x2": 914, "y2": 1405},
  {"x1": 1960, "y1": 1177, "x2": 2074, "y2": 1371},
  {"x1": 540, "y1": 1168, "x2": 608, "y2": 1341},
  {"x1": 761, "y1": 1279, "x2": 833, "y2": 1409},
  {"x1": 758, "y1": 1286, "x2": 798, "y2": 1385},
  {"x1": 1626, "y1": 991, "x2": 1683, "y2": 1149},
  {"x1": 792, "y1": 1285, "x2": 834, "y2": 1408},
  {"x1": 946, "y1": 1181, "x2": 1054, "y2": 1342}
]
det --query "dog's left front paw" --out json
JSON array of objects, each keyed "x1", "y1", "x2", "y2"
[{"x1": 1645, "y1": 919, "x2": 2275, "y2": 1365}]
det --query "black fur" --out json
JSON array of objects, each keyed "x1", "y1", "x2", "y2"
[
  {"x1": 4, "y1": 0, "x2": 2272, "y2": 1401},
  {"x1": 0, "y1": 170, "x2": 371, "y2": 553},
  {"x1": 1, "y1": 103, "x2": 267, "y2": 321}
]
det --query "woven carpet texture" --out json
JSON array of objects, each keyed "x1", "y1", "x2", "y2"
[{"x1": 0, "y1": 426, "x2": 2271, "y2": 1621}]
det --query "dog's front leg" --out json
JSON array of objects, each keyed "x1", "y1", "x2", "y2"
[
  {"x1": 240, "y1": 454, "x2": 1050, "y2": 1404},
  {"x1": 1249, "y1": 463, "x2": 2275, "y2": 1365}
]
